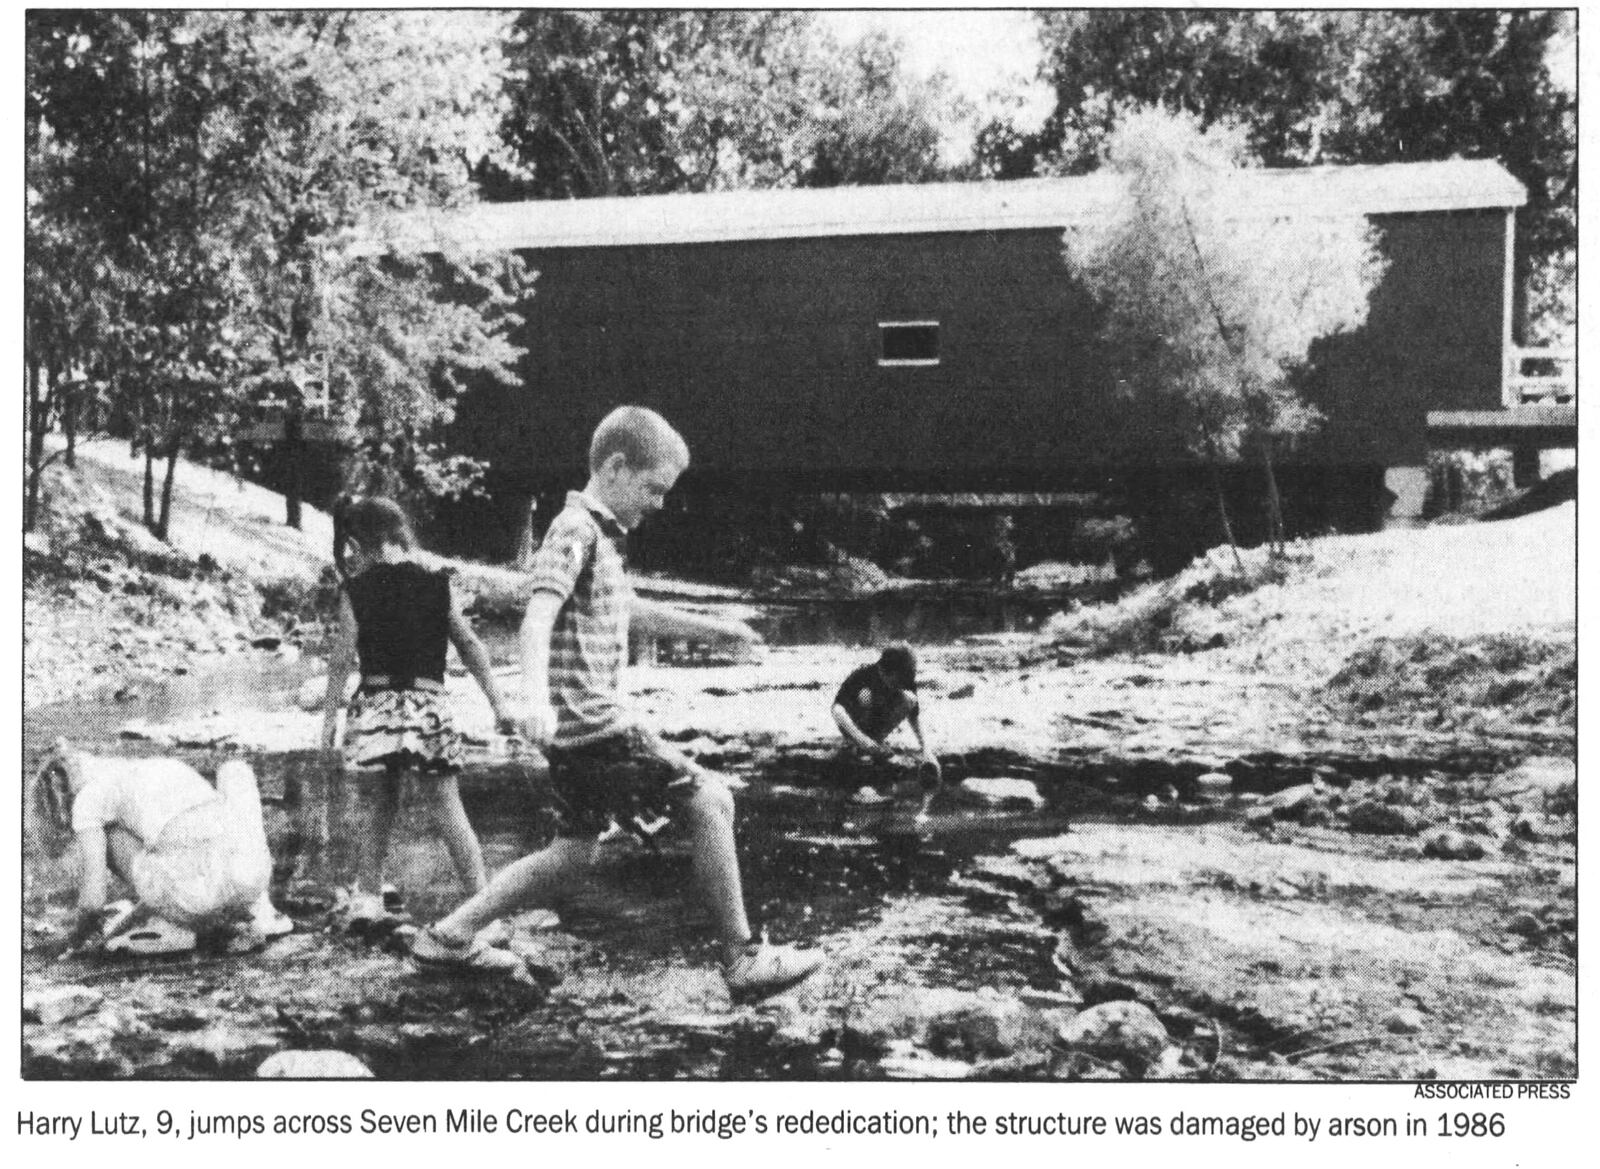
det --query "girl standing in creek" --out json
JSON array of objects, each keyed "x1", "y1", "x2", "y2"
[{"x1": 321, "y1": 495, "x2": 517, "y2": 934}]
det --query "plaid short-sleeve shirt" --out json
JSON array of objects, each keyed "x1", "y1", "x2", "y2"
[{"x1": 526, "y1": 491, "x2": 633, "y2": 746}]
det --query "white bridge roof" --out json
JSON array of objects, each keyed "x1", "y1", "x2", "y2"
[{"x1": 356, "y1": 158, "x2": 1525, "y2": 256}]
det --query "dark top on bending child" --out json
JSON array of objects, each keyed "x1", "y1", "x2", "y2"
[
  {"x1": 834, "y1": 645, "x2": 918, "y2": 743},
  {"x1": 344, "y1": 561, "x2": 452, "y2": 686}
]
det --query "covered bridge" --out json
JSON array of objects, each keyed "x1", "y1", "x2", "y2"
[{"x1": 365, "y1": 159, "x2": 1554, "y2": 548}]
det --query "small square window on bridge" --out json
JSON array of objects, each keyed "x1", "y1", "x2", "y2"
[{"x1": 879, "y1": 321, "x2": 940, "y2": 366}]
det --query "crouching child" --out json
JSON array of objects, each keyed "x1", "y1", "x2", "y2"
[
  {"x1": 831, "y1": 643, "x2": 942, "y2": 805},
  {"x1": 30, "y1": 740, "x2": 292, "y2": 954}
]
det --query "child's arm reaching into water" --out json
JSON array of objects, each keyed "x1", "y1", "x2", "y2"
[
  {"x1": 905, "y1": 701, "x2": 942, "y2": 783},
  {"x1": 67, "y1": 823, "x2": 117, "y2": 947},
  {"x1": 320, "y1": 593, "x2": 358, "y2": 752}
]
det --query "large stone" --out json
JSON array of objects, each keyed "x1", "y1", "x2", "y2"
[
  {"x1": 957, "y1": 777, "x2": 1045, "y2": 811},
  {"x1": 257, "y1": 1050, "x2": 374, "y2": 1079},
  {"x1": 1421, "y1": 830, "x2": 1486, "y2": 861},
  {"x1": 1056, "y1": 1000, "x2": 1170, "y2": 1069},
  {"x1": 1265, "y1": 784, "x2": 1321, "y2": 821},
  {"x1": 1345, "y1": 801, "x2": 1425, "y2": 836},
  {"x1": 1488, "y1": 756, "x2": 1576, "y2": 803},
  {"x1": 1383, "y1": 1008, "x2": 1424, "y2": 1035},
  {"x1": 25, "y1": 985, "x2": 105, "y2": 1026},
  {"x1": 849, "y1": 988, "x2": 1045, "y2": 1059},
  {"x1": 1194, "y1": 772, "x2": 1234, "y2": 797}
]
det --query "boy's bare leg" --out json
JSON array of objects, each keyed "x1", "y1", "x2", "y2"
[
  {"x1": 681, "y1": 779, "x2": 754, "y2": 963},
  {"x1": 104, "y1": 825, "x2": 144, "y2": 889},
  {"x1": 430, "y1": 836, "x2": 594, "y2": 943},
  {"x1": 423, "y1": 777, "x2": 488, "y2": 894}
]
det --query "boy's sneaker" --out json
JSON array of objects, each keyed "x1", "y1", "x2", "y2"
[
  {"x1": 411, "y1": 925, "x2": 538, "y2": 986},
  {"x1": 723, "y1": 941, "x2": 825, "y2": 1004}
]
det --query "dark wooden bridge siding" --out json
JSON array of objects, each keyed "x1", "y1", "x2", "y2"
[{"x1": 449, "y1": 207, "x2": 1508, "y2": 495}]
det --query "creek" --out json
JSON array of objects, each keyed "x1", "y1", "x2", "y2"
[{"x1": 22, "y1": 595, "x2": 1575, "y2": 1081}]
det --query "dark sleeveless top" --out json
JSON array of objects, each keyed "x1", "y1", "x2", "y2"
[{"x1": 344, "y1": 561, "x2": 452, "y2": 687}]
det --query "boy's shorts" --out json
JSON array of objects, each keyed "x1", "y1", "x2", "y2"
[{"x1": 546, "y1": 727, "x2": 681, "y2": 839}]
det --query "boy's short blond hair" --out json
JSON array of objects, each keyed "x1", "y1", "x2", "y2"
[{"x1": 589, "y1": 405, "x2": 690, "y2": 474}]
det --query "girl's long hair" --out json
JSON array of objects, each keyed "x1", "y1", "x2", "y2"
[
  {"x1": 331, "y1": 495, "x2": 417, "y2": 580},
  {"x1": 27, "y1": 754, "x2": 77, "y2": 859}
]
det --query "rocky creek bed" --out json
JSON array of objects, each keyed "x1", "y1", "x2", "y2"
[{"x1": 22, "y1": 640, "x2": 1576, "y2": 1082}]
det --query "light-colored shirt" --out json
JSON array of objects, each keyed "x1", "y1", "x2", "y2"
[
  {"x1": 526, "y1": 491, "x2": 634, "y2": 746},
  {"x1": 70, "y1": 758, "x2": 217, "y2": 845}
]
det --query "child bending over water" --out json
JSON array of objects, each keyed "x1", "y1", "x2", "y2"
[
  {"x1": 30, "y1": 741, "x2": 292, "y2": 954},
  {"x1": 832, "y1": 643, "x2": 942, "y2": 805}
]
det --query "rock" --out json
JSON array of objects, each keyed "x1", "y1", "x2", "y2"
[
  {"x1": 1422, "y1": 830, "x2": 1486, "y2": 861},
  {"x1": 925, "y1": 1003, "x2": 1023, "y2": 1060},
  {"x1": 878, "y1": 1051, "x2": 974, "y2": 1080},
  {"x1": 1194, "y1": 771, "x2": 1233, "y2": 797},
  {"x1": 257, "y1": 1050, "x2": 374, "y2": 1079},
  {"x1": 946, "y1": 683, "x2": 976, "y2": 700},
  {"x1": 1510, "y1": 814, "x2": 1557, "y2": 842},
  {"x1": 1056, "y1": 1000, "x2": 1170, "y2": 1069},
  {"x1": 1265, "y1": 784, "x2": 1320, "y2": 820},
  {"x1": 1243, "y1": 806, "x2": 1277, "y2": 831},
  {"x1": 1505, "y1": 912, "x2": 1544, "y2": 939},
  {"x1": 957, "y1": 777, "x2": 1044, "y2": 810},
  {"x1": 850, "y1": 988, "x2": 1043, "y2": 1060},
  {"x1": 1345, "y1": 800, "x2": 1424, "y2": 835},
  {"x1": 1384, "y1": 1008, "x2": 1424, "y2": 1035},
  {"x1": 1299, "y1": 805, "x2": 1335, "y2": 828},
  {"x1": 25, "y1": 985, "x2": 105, "y2": 1026},
  {"x1": 1488, "y1": 757, "x2": 1576, "y2": 803}
]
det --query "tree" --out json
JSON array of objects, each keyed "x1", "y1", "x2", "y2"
[
  {"x1": 210, "y1": 10, "x2": 527, "y2": 522},
  {"x1": 1063, "y1": 108, "x2": 1386, "y2": 554},
  {"x1": 483, "y1": 10, "x2": 963, "y2": 199},
  {"x1": 26, "y1": 10, "x2": 529, "y2": 534},
  {"x1": 27, "y1": 10, "x2": 253, "y2": 539},
  {"x1": 993, "y1": 10, "x2": 1574, "y2": 340}
]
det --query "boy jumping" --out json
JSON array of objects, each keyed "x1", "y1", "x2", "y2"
[{"x1": 411, "y1": 406, "x2": 824, "y2": 1002}]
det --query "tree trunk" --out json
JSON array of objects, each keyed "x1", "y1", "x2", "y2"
[
  {"x1": 155, "y1": 440, "x2": 180, "y2": 542},
  {"x1": 1207, "y1": 461, "x2": 1243, "y2": 571},
  {"x1": 283, "y1": 402, "x2": 304, "y2": 529},
  {"x1": 24, "y1": 356, "x2": 49, "y2": 532},
  {"x1": 62, "y1": 379, "x2": 77, "y2": 469},
  {"x1": 143, "y1": 443, "x2": 157, "y2": 532},
  {"x1": 1260, "y1": 438, "x2": 1286, "y2": 555}
]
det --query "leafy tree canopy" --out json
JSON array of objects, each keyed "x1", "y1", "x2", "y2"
[
  {"x1": 987, "y1": 10, "x2": 1574, "y2": 338},
  {"x1": 481, "y1": 10, "x2": 965, "y2": 199}
]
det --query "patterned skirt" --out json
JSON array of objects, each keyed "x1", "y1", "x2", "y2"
[{"x1": 344, "y1": 687, "x2": 465, "y2": 774}]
